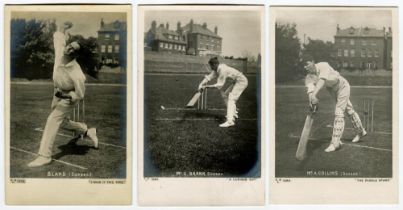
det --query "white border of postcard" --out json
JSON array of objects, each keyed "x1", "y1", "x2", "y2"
[
  {"x1": 269, "y1": 6, "x2": 399, "y2": 204},
  {"x1": 137, "y1": 5, "x2": 265, "y2": 206},
  {"x1": 4, "y1": 5, "x2": 132, "y2": 205}
]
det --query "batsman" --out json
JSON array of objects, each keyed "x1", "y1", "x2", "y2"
[
  {"x1": 304, "y1": 57, "x2": 367, "y2": 152},
  {"x1": 198, "y1": 57, "x2": 248, "y2": 127}
]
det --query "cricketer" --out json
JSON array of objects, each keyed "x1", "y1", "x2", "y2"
[
  {"x1": 304, "y1": 57, "x2": 367, "y2": 152},
  {"x1": 198, "y1": 57, "x2": 248, "y2": 127},
  {"x1": 28, "y1": 21, "x2": 98, "y2": 167}
]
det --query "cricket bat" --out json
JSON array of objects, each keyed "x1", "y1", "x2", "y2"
[
  {"x1": 295, "y1": 112, "x2": 314, "y2": 161},
  {"x1": 186, "y1": 91, "x2": 202, "y2": 107}
]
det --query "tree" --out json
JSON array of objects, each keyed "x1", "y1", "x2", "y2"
[
  {"x1": 302, "y1": 38, "x2": 334, "y2": 63},
  {"x1": 275, "y1": 22, "x2": 302, "y2": 83},
  {"x1": 11, "y1": 18, "x2": 55, "y2": 80},
  {"x1": 68, "y1": 35, "x2": 100, "y2": 78},
  {"x1": 241, "y1": 50, "x2": 256, "y2": 62},
  {"x1": 11, "y1": 18, "x2": 100, "y2": 80}
]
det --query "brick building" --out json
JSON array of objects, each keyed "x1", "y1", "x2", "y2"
[
  {"x1": 144, "y1": 21, "x2": 187, "y2": 54},
  {"x1": 97, "y1": 19, "x2": 127, "y2": 66},
  {"x1": 182, "y1": 19, "x2": 222, "y2": 56},
  {"x1": 333, "y1": 25, "x2": 392, "y2": 70},
  {"x1": 145, "y1": 19, "x2": 222, "y2": 56}
]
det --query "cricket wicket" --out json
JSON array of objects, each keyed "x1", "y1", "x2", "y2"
[
  {"x1": 197, "y1": 89, "x2": 208, "y2": 110},
  {"x1": 362, "y1": 98, "x2": 374, "y2": 132},
  {"x1": 71, "y1": 99, "x2": 85, "y2": 137}
]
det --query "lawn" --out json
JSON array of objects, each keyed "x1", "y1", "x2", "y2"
[
  {"x1": 144, "y1": 74, "x2": 261, "y2": 177},
  {"x1": 9, "y1": 83, "x2": 127, "y2": 178},
  {"x1": 275, "y1": 85, "x2": 393, "y2": 177}
]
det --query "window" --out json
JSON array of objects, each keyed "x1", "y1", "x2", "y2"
[
  {"x1": 371, "y1": 40, "x2": 376, "y2": 46},
  {"x1": 350, "y1": 49, "x2": 355, "y2": 57},
  {"x1": 115, "y1": 34, "x2": 119, "y2": 41},
  {"x1": 169, "y1": 43, "x2": 172, "y2": 49},
  {"x1": 164, "y1": 43, "x2": 168, "y2": 48},
  {"x1": 341, "y1": 39, "x2": 346, "y2": 44},
  {"x1": 101, "y1": 45, "x2": 106, "y2": 53},
  {"x1": 160, "y1": 42, "x2": 164, "y2": 48},
  {"x1": 350, "y1": 39, "x2": 355, "y2": 45},
  {"x1": 108, "y1": 45, "x2": 113, "y2": 53},
  {"x1": 367, "y1": 50, "x2": 372, "y2": 57},
  {"x1": 338, "y1": 49, "x2": 342, "y2": 57},
  {"x1": 374, "y1": 50, "x2": 379, "y2": 57},
  {"x1": 361, "y1": 49, "x2": 366, "y2": 57},
  {"x1": 349, "y1": 62, "x2": 354, "y2": 68},
  {"x1": 343, "y1": 61, "x2": 348, "y2": 67},
  {"x1": 105, "y1": 34, "x2": 110, "y2": 39},
  {"x1": 344, "y1": 49, "x2": 349, "y2": 57},
  {"x1": 114, "y1": 45, "x2": 119, "y2": 53},
  {"x1": 362, "y1": 40, "x2": 367, "y2": 45},
  {"x1": 168, "y1": 35, "x2": 173, "y2": 39}
]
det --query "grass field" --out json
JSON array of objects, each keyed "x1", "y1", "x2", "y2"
[
  {"x1": 10, "y1": 83, "x2": 127, "y2": 178},
  {"x1": 144, "y1": 74, "x2": 260, "y2": 177},
  {"x1": 275, "y1": 86, "x2": 393, "y2": 178}
]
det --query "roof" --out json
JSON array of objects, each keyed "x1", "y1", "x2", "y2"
[
  {"x1": 335, "y1": 27, "x2": 385, "y2": 38},
  {"x1": 99, "y1": 20, "x2": 127, "y2": 32},
  {"x1": 153, "y1": 26, "x2": 187, "y2": 44},
  {"x1": 182, "y1": 23, "x2": 221, "y2": 38}
]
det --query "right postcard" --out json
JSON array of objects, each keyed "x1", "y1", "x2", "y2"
[{"x1": 270, "y1": 6, "x2": 398, "y2": 204}]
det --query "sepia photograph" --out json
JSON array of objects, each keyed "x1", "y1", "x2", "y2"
[
  {"x1": 138, "y1": 5, "x2": 264, "y2": 205},
  {"x1": 143, "y1": 7, "x2": 261, "y2": 178},
  {"x1": 270, "y1": 6, "x2": 398, "y2": 204},
  {"x1": 5, "y1": 5, "x2": 132, "y2": 205}
]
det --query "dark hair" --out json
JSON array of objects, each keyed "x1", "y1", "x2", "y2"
[
  {"x1": 66, "y1": 40, "x2": 81, "y2": 57},
  {"x1": 208, "y1": 57, "x2": 220, "y2": 66},
  {"x1": 67, "y1": 35, "x2": 99, "y2": 79}
]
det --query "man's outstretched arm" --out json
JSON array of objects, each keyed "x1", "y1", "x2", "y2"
[{"x1": 53, "y1": 21, "x2": 73, "y2": 64}]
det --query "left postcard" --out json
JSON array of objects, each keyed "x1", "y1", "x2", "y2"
[{"x1": 5, "y1": 5, "x2": 132, "y2": 205}]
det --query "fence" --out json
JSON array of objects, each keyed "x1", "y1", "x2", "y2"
[{"x1": 144, "y1": 51, "x2": 249, "y2": 74}]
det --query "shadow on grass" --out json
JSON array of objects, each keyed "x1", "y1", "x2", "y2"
[
  {"x1": 296, "y1": 138, "x2": 328, "y2": 171},
  {"x1": 181, "y1": 110, "x2": 225, "y2": 122},
  {"x1": 52, "y1": 137, "x2": 94, "y2": 160}
]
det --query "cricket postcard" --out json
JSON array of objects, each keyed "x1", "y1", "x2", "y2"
[
  {"x1": 5, "y1": 5, "x2": 132, "y2": 204},
  {"x1": 138, "y1": 5, "x2": 265, "y2": 205},
  {"x1": 270, "y1": 6, "x2": 398, "y2": 204}
]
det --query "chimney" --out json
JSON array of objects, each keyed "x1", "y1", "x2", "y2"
[
  {"x1": 151, "y1": 20, "x2": 156, "y2": 31},
  {"x1": 214, "y1": 26, "x2": 218, "y2": 34},
  {"x1": 190, "y1": 19, "x2": 193, "y2": 32},
  {"x1": 166, "y1": 22, "x2": 169, "y2": 30},
  {"x1": 336, "y1": 24, "x2": 340, "y2": 32},
  {"x1": 177, "y1": 21, "x2": 181, "y2": 31},
  {"x1": 202, "y1": 22, "x2": 207, "y2": 29},
  {"x1": 159, "y1": 23, "x2": 164, "y2": 28},
  {"x1": 389, "y1": 27, "x2": 392, "y2": 33},
  {"x1": 101, "y1": 18, "x2": 105, "y2": 28}
]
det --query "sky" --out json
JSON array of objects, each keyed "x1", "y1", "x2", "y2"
[
  {"x1": 145, "y1": 10, "x2": 262, "y2": 57},
  {"x1": 275, "y1": 8, "x2": 393, "y2": 43},
  {"x1": 12, "y1": 12, "x2": 126, "y2": 38}
]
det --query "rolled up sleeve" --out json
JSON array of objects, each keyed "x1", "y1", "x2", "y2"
[
  {"x1": 68, "y1": 68, "x2": 86, "y2": 102},
  {"x1": 213, "y1": 74, "x2": 226, "y2": 89},
  {"x1": 69, "y1": 80, "x2": 85, "y2": 102},
  {"x1": 53, "y1": 32, "x2": 66, "y2": 63},
  {"x1": 305, "y1": 74, "x2": 318, "y2": 94},
  {"x1": 204, "y1": 71, "x2": 217, "y2": 81}
]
